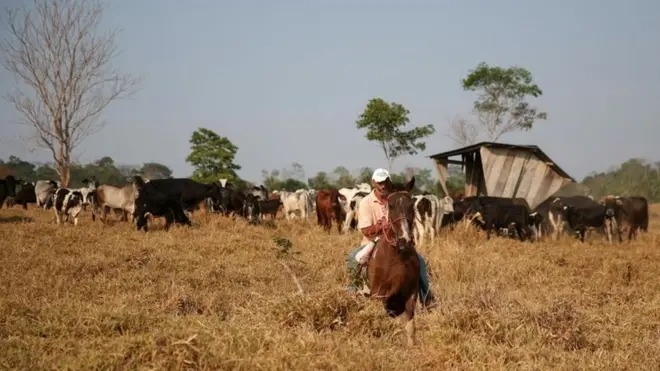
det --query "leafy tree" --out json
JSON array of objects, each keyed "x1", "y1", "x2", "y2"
[
  {"x1": 261, "y1": 169, "x2": 282, "y2": 190},
  {"x1": 139, "y1": 162, "x2": 173, "y2": 180},
  {"x1": 333, "y1": 166, "x2": 355, "y2": 188},
  {"x1": 354, "y1": 167, "x2": 374, "y2": 185},
  {"x1": 2, "y1": 156, "x2": 36, "y2": 180},
  {"x1": 280, "y1": 178, "x2": 308, "y2": 191},
  {"x1": 356, "y1": 98, "x2": 436, "y2": 170},
  {"x1": 308, "y1": 172, "x2": 334, "y2": 190},
  {"x1": 186, "y1": 128, "x2": 241, "y2": 183},
  {"x1": 461, "y1": 62, "x2": 547, "y2": 142},
  {"x1": 1, "y1": 0, "x2": 141, "y2": 187}
]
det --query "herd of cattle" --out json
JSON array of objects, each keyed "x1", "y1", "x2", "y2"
[{"x1": 0, "y1": 174, "x2": 651, "y2": 243}]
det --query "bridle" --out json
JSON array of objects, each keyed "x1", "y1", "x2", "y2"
[{"x1": 380, "y1": 190, "x2": 413, "y2": 245}]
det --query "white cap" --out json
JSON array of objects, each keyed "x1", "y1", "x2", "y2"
[{"x1": 371, "y1": 168, "x2": 390, "y2": 182}]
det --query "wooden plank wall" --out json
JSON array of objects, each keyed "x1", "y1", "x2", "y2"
[{"x1": 479, "y1": 147, "x2": 574, "y2": 209}]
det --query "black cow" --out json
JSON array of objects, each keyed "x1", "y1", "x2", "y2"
[
  {"x1": 0, "y1": 175, "x2": 21, "y2": 208},
  {"x1": 217, "y1": 187, "x2": 247, "y2": 216},
  {"x1": 533, "y1": 195, "x2": 599, "y2": 239},
  {"x1": 456, "y1": 196, "x2": 540, "y2": 239},
  {"x1": 561, "y1": 203, "x2": 614, "y2": 243},
  {"x1": 474, "y1": 202, "x2": 536, "y2": 242},
  {"x1": 136, "y1": 177, "x2": 222, "y2": 218},
  {"x1": 9, "y1": 181, "x2": 37, "y2": 210},
  {"x1": 601, "y1": 195, "x2": 649, "y2": 242},
  {"x1": 131, "y1": 176, "x2": 192, "y2": 232},
  {"x1": 243, "y1": 194, "x2": 262, "y2": 224},
  {"x1": 259, "y1": 198, "x2": 282, "y2": 220}
]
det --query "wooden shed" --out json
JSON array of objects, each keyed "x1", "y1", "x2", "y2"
[{"x1": 428, "y1": 142, "x2": 575, "y2": 209}]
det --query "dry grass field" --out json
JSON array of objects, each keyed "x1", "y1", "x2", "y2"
[{"x1": 2, "y1": 205, "x2": 660, "y2": 370}]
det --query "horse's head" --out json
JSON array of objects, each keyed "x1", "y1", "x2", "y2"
[{"x1": 386, "y1": 176, "x2": 416, "y2": 250}]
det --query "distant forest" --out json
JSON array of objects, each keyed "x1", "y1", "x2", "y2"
[{"x1": 1, "y1": 156, "x2": 659, "y2": 202}]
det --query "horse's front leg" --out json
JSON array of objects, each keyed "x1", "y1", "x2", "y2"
[{"x1": 402, "y1": 293, "x2": 417, "y2": 346}]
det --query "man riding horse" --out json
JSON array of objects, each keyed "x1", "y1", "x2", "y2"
[{"x1": 346, "y1": 168, "x2": 435, "y2": 307}]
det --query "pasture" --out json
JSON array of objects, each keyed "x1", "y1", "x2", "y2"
[{"x1": 1, "y1": 205, "x2": 660, "y2": 370}]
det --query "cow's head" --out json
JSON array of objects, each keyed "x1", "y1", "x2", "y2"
[
  {"x1": 82, "y1": 177, "x2": 98, "y2": 190},
  {"x1": 600, "y1": 195, "x2": 624, "y2": 218},
  {"x1": 243, "y1": 194, "x2": 261, "y2": 224},
  {"x1": 2, "y1": 175, "x2": 20, "y2": 198}
]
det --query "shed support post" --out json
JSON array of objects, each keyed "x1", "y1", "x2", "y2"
[
  {"x1": 434, "y1": 158, "x2": 450, "y2": 196},
  {"x1": 464, "y1": 153, "x2": 478, "y2": 196}
]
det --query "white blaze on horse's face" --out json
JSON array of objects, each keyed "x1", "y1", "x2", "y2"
[{"x1": 391, "y1": 194, "x2": 413, "y2": 244}]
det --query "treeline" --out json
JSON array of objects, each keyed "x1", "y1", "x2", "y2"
[
  {"x1": 0, "y1": 156, "x2": 173, "y2": 187},
  {"x1": 3, "y1": 155, "x2": 660, "y2": 202}
]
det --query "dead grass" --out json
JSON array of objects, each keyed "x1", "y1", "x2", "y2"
[{"x1": 1, "y1": 205, "x2": 660, "y2": 370}]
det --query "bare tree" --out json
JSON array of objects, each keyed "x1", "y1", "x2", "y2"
[
  {"x1": 447, "y1": 115, "x2": 479, "y2": 147},
  {"x1": 1, "y1": 0, "x2": 141, "y2": 187}
]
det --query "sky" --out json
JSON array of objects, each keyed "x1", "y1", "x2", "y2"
[{"x1": 1, "y1": 0, "x2": 659, "y2": 183}]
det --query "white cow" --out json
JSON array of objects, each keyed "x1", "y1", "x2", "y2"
[
  {"x1": 412, "y1": 194, "x2": 454, "y2": 246},
  {"x1": 94, "y1": 183, "x2": 138, "y2": 222},
  {"x1": 34, "y1": 180, "x2": 59, "y2": 209},
  {"x1": 279, "y1": 189, "x2": 313, "y2": 220},
  {"x1": 339, "y1": 183, "x2": 372, "y2": 234}
]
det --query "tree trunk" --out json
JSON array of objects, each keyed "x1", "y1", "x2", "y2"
[{"x1": 57, "y1": 162, "x2": 70, "y2": 188}]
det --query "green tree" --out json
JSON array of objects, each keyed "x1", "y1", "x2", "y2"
[
  {"x1": 186, "y1": 128, "x2": 241, "y2": 183},
  {"x1": 356, "y1": 98, "x2": 436, "y2": 170},
  {"x1": 3, "y1": 156, "x2": 36, "y2": 180},
  {"x1": 461, "y1": 62, "x2": 547, "y2": 142},
  {"x1": 333, "y1": 166, "x2": 356, "y2": 188},
  {"x1": 308, "y1": 171, "x2": 334, "y2": 190},
  {"x1": 261, "y1": 169, "x2": 282, "y2": 190},
  {"x1": 354, "y1": 167, "x2": 374, "y2": 185},
  {"x1": 280, "y1": 178, "x2": 308, "y2": 191},
  {"x1": 139, "y1": 162, "x2": 173, "y2": 180}
]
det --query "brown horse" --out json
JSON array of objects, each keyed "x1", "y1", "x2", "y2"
[{"x1": 367, "y1": 176, "x2": 421, "y2": 346}]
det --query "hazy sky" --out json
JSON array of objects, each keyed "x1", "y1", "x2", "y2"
[{"x1": 1, "y1": 0, "x2": 659, "y2": 183}]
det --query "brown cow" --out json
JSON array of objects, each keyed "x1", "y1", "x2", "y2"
[
  {"x1": 315, "y1": 188, "x2": 346, "y2": 233},
  {"x1": 602, "y1": 195, "x2": 649, "y2": 241}
]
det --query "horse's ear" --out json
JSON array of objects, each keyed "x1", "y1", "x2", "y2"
[{"x1": 405, "y1": 176, "x2": 415, "y2": 192}]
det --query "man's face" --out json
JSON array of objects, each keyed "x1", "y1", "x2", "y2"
[{"x1": 372, "y1": 179, "x2": 390, "y2": 197}]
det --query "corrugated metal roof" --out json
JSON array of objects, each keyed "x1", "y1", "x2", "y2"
[{"x1": 428, "y1": 142, "x2": 575, "y2": 182}]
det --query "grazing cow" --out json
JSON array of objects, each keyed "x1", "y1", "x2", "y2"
[
  {"x1": 315, "y1": 189, "x2": 346, "y2": 233},
  {"x1": 131, "y1": 176, "x2": 192, "y2": 232},
  {"x1": 279, "y1": 190, "x2": 313, "y2": 220},
  {"x1": 601, "y1": 195, "x2": 649, "y2": 242},
  {"x1": 94, "y1": 183, "x2": 139, "y2": 223},
  {"x1": 473, "y1": 202, "x2": 537, "y2": 242},
  {"x1": 560, "y1": 203, "x2": 614, "y2": 243},
  {"x1": 536, "y1": 196, "x2": 600, "y2": 239},
  {"x1": 34, "y1": 180, "x2": 59, "y2": 209},
  {"x1": 52, "y1": 188, "x2": 85, "y2": 226},
  {"x1": 259, "y1": 198, "x2": 283, "y2": 220},
  {"x1": 0, "y1": 175, "x2": 21, "y2": 208},
  {"x1": 6, "y1": 181, "x2": 36, "y2": 209}
]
